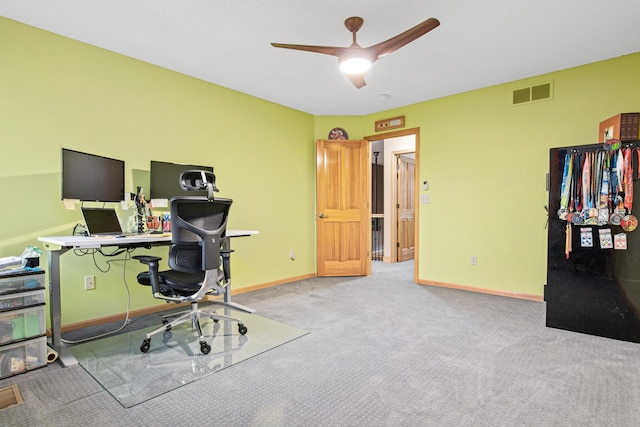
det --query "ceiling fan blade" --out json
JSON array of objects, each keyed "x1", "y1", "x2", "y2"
[
  {"x1": 347, "y1": 73, "x2": 366, "y2": 89},
  {"x1": 270, "y1": 43, "x2": 347, "y2": 58},
  {"x1": 369, "y1": 17, "x2": 440, "y2": 58}
]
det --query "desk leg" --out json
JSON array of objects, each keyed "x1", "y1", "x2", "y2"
[
  {"x1": 220, "y1": 240, "x2": 255, "y2": 314},
  {"x1": 47, "y1": 247, "x2": 78, "y2": 367}
]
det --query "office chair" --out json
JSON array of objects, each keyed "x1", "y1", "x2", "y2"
[{"x1": 134, "y1": 170, "x2": 247, "y2": 355}]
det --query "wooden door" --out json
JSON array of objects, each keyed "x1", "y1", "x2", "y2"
[
  {"x1": 397, "y1": 155, "x2": 415, "y2": 261},
  {"x1": 316, "y1": 139, "x2": 371, "y2": 276}
]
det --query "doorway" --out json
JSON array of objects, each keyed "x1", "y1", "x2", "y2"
[{"x1": 365, "y1": 128, "x2": 419, "y2": 280}]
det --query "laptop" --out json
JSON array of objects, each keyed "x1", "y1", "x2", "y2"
[{"x1": 81, "y1": 207, "x2": 128, "y2": 237}]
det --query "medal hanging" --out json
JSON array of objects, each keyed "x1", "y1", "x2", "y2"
[
  {"x1": 581, "y1": 152, "x2": 591, "y2": 221},
  {"x1": 598, "y1": 153, "x2": 610, "y2": 225},
  {"x1": 612, "y1": 149, "x2": 626, "y2": 224},
  {"x1": 588, "y1": 151, "x2": 601, "y2": 220},
  {"x1": 621, "y1": 147, "x2": 637, "y2": 232},
  {"x1": 570, "y1": 153, "x2": 584, "y2": 224},
  {"x1": 610, "y1": 212, "x2": 624, "y2": 226},
  {"x1": 558, "y1": 153, "x2": 573, "y2": 220},
  {"x1": 585, "y1": 155, "x2": 599, "y2": 225},
  {"x1": 621, "y1": 215, "x2": 638, "y2": 232},
  {"x1": 609, "y1": 150, "x2": 620, "y2": 224}
]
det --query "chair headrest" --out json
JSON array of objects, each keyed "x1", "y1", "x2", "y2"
[{"x1": 180, "y1": 170, "x2": 218, "y2": 199}]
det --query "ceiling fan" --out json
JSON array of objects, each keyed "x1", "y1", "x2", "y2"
[{"x1": 271, "y1": 16, "x2": 440, "y2": 89}]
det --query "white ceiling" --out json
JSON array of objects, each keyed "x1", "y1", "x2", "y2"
[{"x1": 2, "y1": 0, "x2": 640, "y2": 116}]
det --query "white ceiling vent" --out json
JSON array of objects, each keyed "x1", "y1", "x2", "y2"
[{"x1": 512, "y1": 82, "x2": 553, "y2": 105}]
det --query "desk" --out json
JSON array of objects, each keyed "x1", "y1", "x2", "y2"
[{"x1": 38, "y1": 230, "x2": 258, "y2": 366}]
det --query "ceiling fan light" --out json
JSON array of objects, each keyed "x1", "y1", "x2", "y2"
[{"x1": 339, "y1": 57, "x2": 372, "y2": 74}]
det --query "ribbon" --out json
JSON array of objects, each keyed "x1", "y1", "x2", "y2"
[
  {"x1": 571, "y1": 153, "x2": 582, "y2": 212},
  {"x1": 624, "y1": 147, "x2": 633, "y2": 213},
  {"x1": 559, "y1": 153, "x2": 573, "y2": 211},
  {"x1": 609, "y1": 151, "x2": 619, "y2": 203},
  {"x1": 617, "y1": 150, "x2": 624, "y2": 193},
  {"x1": 575, "y1": 153, "x2": 583, "y2": 211},
  {"x1": 582, "y1": 152, "x2": 591, "y2": 211},
  {"x1": 600, "y1": 153, "x2": 610, "y2": 208},
  {"x1": 565, "y1": 222, "x2": 572, "y2": 259}
]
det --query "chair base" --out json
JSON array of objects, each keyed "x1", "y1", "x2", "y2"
[{"x1": 139, "y1": 301, "x2": 248, "y2": 354}]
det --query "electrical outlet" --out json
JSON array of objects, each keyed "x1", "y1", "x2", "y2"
[
  {"x1": 470, "y1": 256, "x2": 477, "y2": 265},
  {"x1": 84, "y1": 275, "x2": 96, "y2": 290},
  {"x1": 289, "y1": 250, "x2": 296, "y2": 261}
]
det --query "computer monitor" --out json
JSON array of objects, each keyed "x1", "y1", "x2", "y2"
[
  {"x1": 149, "y1": 160, "x2": 214, "y2": 200},
  {"x1": 61, "y1": 148, "x2": 125, "y2": 202}
]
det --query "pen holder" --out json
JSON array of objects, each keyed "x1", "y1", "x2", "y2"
[
  {"x1": 162, "y1": 217, "x2": 171, "y2": 232},
  {"x1": 146, "y1": 216, "x2": 161, "y2": 232}
]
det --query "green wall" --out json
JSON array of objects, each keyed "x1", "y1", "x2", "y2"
[
  {"x1": 3, "y1": 16, "x2": 640, "y2": 326},
  {"x1": 0, "y1": 18, "x2": 316, "y2": 325},
  {"x1": 319, "y1": 52, "x2": 640, "y2": 297}
]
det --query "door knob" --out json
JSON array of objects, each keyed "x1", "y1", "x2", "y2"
[{"x1": 318, "y1": 213, "x2": 326, "y2": 218}]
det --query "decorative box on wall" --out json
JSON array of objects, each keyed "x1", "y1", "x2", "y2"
[
  {"x1": 375, "y1": 116, "x2": 405, "y2": 132},
  {"x1": 599, "y1": 112, "x2": 639, "y2": 142}
]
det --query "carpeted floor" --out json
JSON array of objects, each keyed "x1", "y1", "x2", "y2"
[{"x1": 1, "y1": 260, "x2": 640, "y2": 426}]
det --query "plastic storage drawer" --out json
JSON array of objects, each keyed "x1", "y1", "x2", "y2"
[
  {"x1": 0, "y1": 336, "x2": 47, "y2": 379},
  {"x1": 0, "y1": 289, "x2": 46, "y2": 311},
  {"x1": 0, "y1": 271, "x2": 45, "y2": 295},
  {"x1": 0, "y1": 305, "x2": 46, "y2": 345}
]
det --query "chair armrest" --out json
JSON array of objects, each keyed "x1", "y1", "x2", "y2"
[
  {"x1": 133, "y1": 255, "x2": 162, "y2": 265},
  {"x1": 133, "y1": 255, "x2": 162, "y2": 295}
]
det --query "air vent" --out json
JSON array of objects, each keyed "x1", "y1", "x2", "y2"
[
  {"x1": 531, "y1": 83, "x2": 551, "y2": 101},
  {"x1": 513, "y1": 88, "x2": 531, "y2": 104},
  {"x1": 512, "y1": 81, "x2": 553, "y2": 105}
]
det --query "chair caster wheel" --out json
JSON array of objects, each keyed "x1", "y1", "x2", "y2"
[
  {"x1": 200, "y1": 341, "x2": 211, "y2": 354},
  {"x1": 140, "y1": 338, "x2": 151, "y2": 353},
  {"x1": 238, "y1": 324, "x2": 248, "y2": 335},
  {"x1": 162, "y1": 330, "x2": 173, "y2": 343}
]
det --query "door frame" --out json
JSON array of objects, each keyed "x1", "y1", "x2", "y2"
[{"x1": 364, "y1": 128, "x2": 420, "y2": 283}]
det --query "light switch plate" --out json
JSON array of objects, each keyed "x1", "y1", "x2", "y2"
[{"x1": 420, "y1": 194, "x2": 430, "y2": 204}]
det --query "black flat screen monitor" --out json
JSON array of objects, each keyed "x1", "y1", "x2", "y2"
[
  {"x1": 150, "y1": 160, "x2": 214, "y2": 200},
  {"x1": 61, "y1": 148, "x2": 125, "y2": 202}
]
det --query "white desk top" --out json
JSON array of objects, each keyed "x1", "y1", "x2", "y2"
[{"x1": 38, "y1": 229, "x2": 258, "y2": 250}]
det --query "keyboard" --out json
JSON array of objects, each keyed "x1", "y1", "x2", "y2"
[{"x1": 120, "y1": 233, "x2": 170, "y2": 238}]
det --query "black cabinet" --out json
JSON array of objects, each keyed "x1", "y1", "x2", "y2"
[{"x1": 546, "y1": 141, "x2": 640, "y2": 343}]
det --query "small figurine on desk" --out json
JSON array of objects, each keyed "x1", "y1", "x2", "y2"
[{"x1": 135, "y1": 186, "x2": 146, "y2": 234}]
